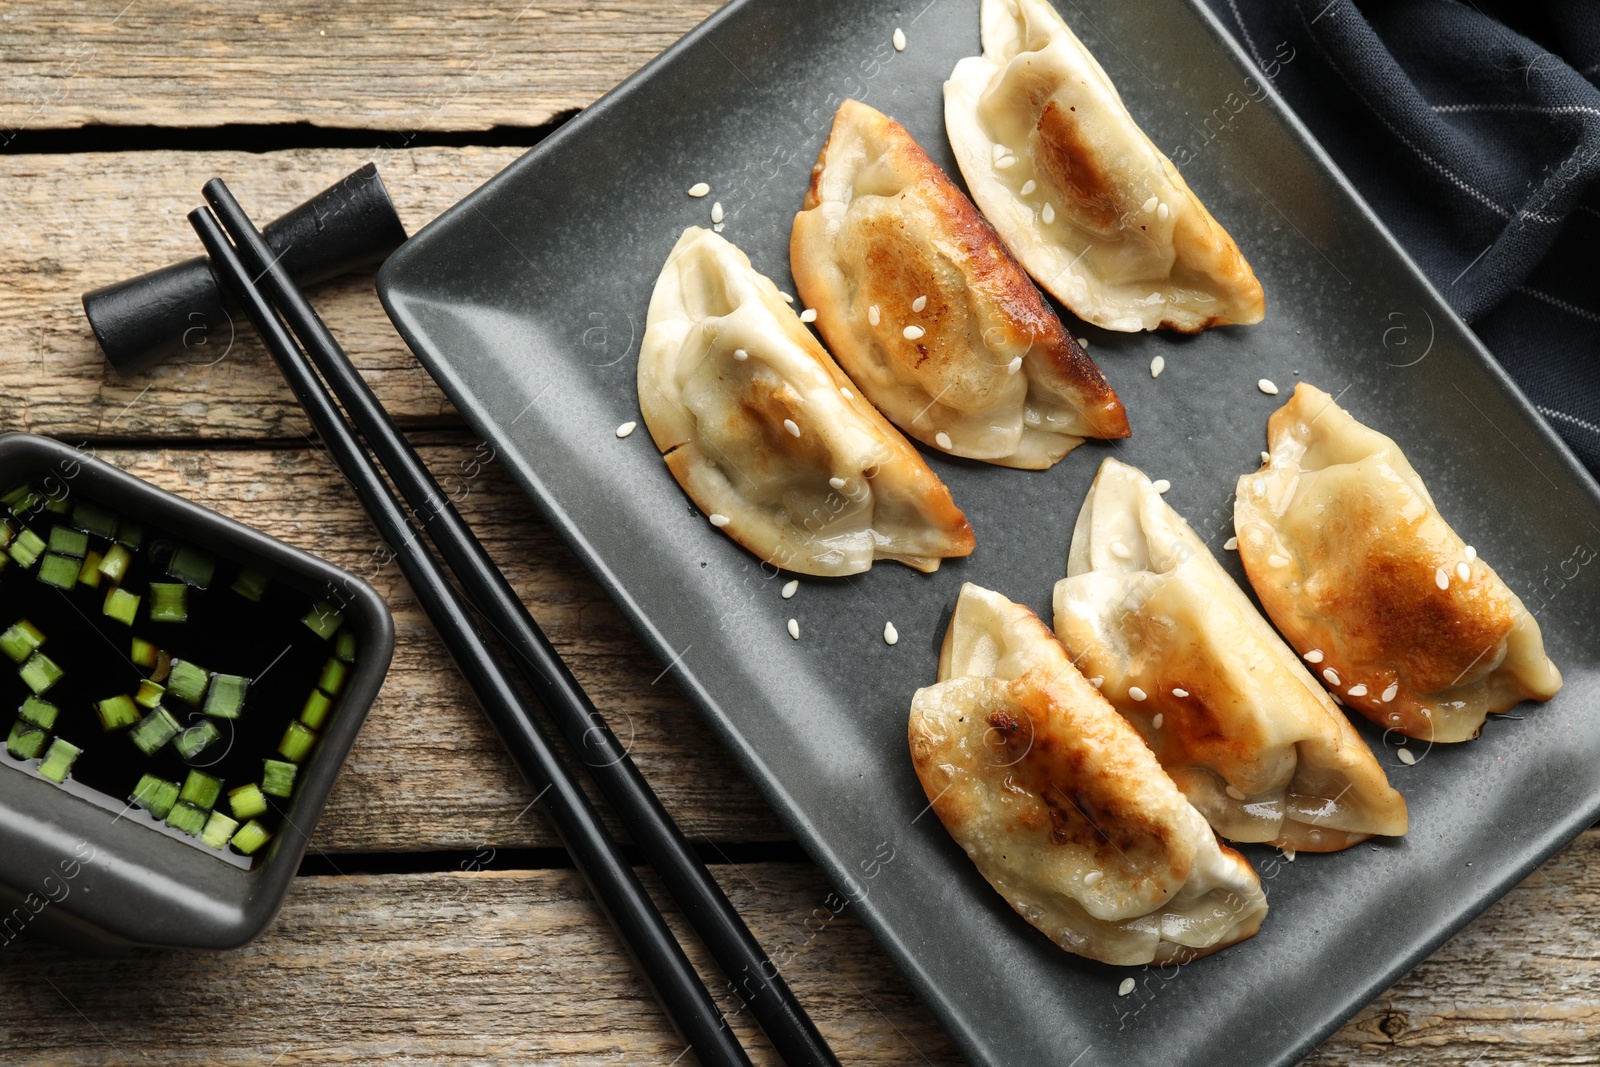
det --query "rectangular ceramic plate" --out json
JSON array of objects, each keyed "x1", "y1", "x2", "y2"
[{"x1": 377, "y1": 2, "x2": 1600, "y2": 1064}]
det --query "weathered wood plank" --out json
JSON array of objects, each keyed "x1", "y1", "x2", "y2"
[
  {"x1": 1, "y1": 147, "x2": 530, "y2": 441},
  {"x1": 89, "y1": 440, "x2": 786, "y2": 852},
  {"x1": 0, "y1": 1, "x2": 721, "y2": 132}
]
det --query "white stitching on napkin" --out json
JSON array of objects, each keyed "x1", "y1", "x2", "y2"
[{"x1": 1515, "y1": 285, "x2": 1600, "y2": 323}]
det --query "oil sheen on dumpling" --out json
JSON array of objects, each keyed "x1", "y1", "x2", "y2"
[
  {"x1": 1235, "y1": 384, "x2": 1562, "y2": 743},
  {"x1": 908, "y1": 583, "x2": 1267, "y2": 966},
  {"x1": 639, "y1": 227, "x2": 975, "y2": 576},
  {"x1": 790, "y1": 99, "x2": 1129, "y2": 470},
  {"x1": 1053, "y1": 459, "x2": 1407, "y2": 852},
  {"x1": 944, "y1": 0, "x2": 1265, "y2": 333}
]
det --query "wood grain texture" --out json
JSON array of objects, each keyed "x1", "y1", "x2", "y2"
[
  {"x1": 89, "y1": 440, "x2": 786, "y2": 853},
  {"x1": 0, "y1": 147, "x2": 531, "y2": 442},
  {"x1": 0, "y1": 1, "x2": 722, "y2": 132}
]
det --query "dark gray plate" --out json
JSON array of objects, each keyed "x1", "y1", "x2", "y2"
[{"x1": 377, "y1": 2, "x2": 1600, "y2": 1064}]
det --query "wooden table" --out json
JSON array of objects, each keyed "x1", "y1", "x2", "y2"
[{"x1": 0, "y1": 3, "x2": 1594, "y2": 1063}]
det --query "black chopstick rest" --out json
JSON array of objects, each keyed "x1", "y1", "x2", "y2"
[{"x1": 82, "y1": 163, "x2": 407, "y2": 376}]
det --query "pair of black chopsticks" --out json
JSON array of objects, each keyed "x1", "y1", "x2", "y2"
[{"x1": 188, "y1": 183, "x2": 840, "y2": 1067}]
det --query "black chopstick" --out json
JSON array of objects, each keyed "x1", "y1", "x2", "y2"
[
  {"x1": 187, "y1": 204, "x2": 755, "y2": 1067},
  {"x1": 200, "y1": 180, "x2": 842, "y2": 1067}
]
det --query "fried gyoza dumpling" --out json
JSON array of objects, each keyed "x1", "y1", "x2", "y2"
[
  {"x1": 790, "y1": 99, "x2": 1129, "y2": 470},
  {"x1": 944, "y1": 0, "x2": 1264, "y2": 333},
  {"x1": 909, "y1": 583, "x2": 1267, "y2": 965},
  {"x1": 639, "y1": 227, "x2": 975, "y2": 576},
  {"x1": 1235, "y1": 384, "x2": 1562, "y2": 742},
  {"x1": 1053, "y1": 459, "x2": 1407, "y2": 852}
]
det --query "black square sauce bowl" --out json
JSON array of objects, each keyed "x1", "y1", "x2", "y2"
[{"x1": 0, "y1": 433, "x2": 393, "y2": 953}]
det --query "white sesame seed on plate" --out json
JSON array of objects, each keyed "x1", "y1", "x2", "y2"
[
  {"x1": 1225, "y1": 785, "x2": 1246, "y2": 801},
  {"x1": 828, "y1": 477, "x2": 846, "y2": 490},
  {"x1": 1142, "y1": 195, "x2": 1159, "y2": 213},
  {"x1": 1457, "y1": 562, "x2": 1471, "y2": 581},
  {"x1": 1323, "y1": 667, "x2": 1341, "y2": 687},
  {"x1": 711, "y1": 201, "x2": 725, "y2": 224},
  {"x1": 1152, "y1": 479, "x2": 1171, "y2": 494},
  {"x1": 1397, "y1": 748, "x2": 1416, "y2": 766},
  {"x1": 1006, "y1": 356, "x2": 1023, "y2": 375},
  {"x1": 1304, "y1": 649, "x2": 1324, "y2": 664},
  {"x1": 709, "y1": 513, "x2": 730, "y2": 527},
  {"x1": 1223, "y1": 536, "x2": 1239, "y2": 551},
  {"x1": 1171, "y1": 688, "x2": 1188, "y2": 698},
  {"x1": 1253, "y1": 478, "x2": 1267, "y2": 497},
  {"x1": 1282, "y1": 847, "x2": 1297, "y2": 862},
  {"x1": 733, "y1": 348, "x2": 748, "y2": 361},
  {"x1": 1348, "y1": 684, "x2": 1369, "y2": 698},
  {"x1": 883, "y1": 621, "x2": 899, "y2": 645},
  {"x1": 800, "y1": 308, "x2": 818, "y2": 323},
  {"x1": 1109, "y1": 541, "x2": 1132, "y2": 560},
  {"x1": 780, "y1": 291, "x2": 795, "y2": 303},
  {"x1": 911, "y1": 295, "x2": 927, "y2": 313},
  {"x1": 688, "y1": 182, "x2": 711, "y2": 198},
  {"x1": 787, "y1": 618, "x2": 800, "y2": 640},
  {"x1": 1020, "y1": 179, "x2": 1037, "y2": 196},
  {"x1": 1261, "y1": 451, "x2": 1271, "y2": 464},
  {"x1": 893, "y1": 26, "x2": 906, "y2": 51},
  {"x1": 713, "y1": 223, "x2": 725, "y2": 233},
  {"x1": 935, "y1": 431, "x2": 953, "y2": 450},
  {"x1": 1157, "y1": 202, "x2": 1170, "y2": 222},
  {"x1": 1268, "y1": 554, "x2": 1289, "y2": 568},
  {"x1": 1041, "y1": 202, "x2": 1056, "y2": 224},
  {"x1": 1152, "y1": 713, "x2": 1164, "y2": 729},
  {"x1": 1079, "y1": 337, "x2": 1089, "y2": 349},
  {"x1": 1381, "y1": 682, "x2": 1399, "y2": 702},
  {"x1": 1084, "y1": 869, "x2": 1103, "y2": 886},
  {"x1": 904, "y1": 325, "x2": 926, "y2": 341},
  {"x1": 841, "y1": 387, "x2": 853, "y2": 398},
  {"x1": 1128, "y1": 686, "x2": 1147, "y2": 702},
  {"x1": 781, "y1": 580, "x2": 798, "y2": 599},
  {"x1": 1465, "y1": 545, "x2": 1477, "y2": 561},
  {"x1": 1258, "y1": 378, "x2": 1280, "y2": 395},
  {"x1": 1435, "y1": 566, "x2": 1450, "y2": 590},
  {"x1": 1087, "y1": 676, "x2": 1104, "y2": 689},
  {"x1": 1150, "y1": 355, "x2": 1166, "y2": 378},
  {"x1": 1118, "y1": 978, "x2": 1135, "y2": 997},
  {"x1": 783, "y1": 418, "x2": 801, "y2": 437},
  {"x1": 868, "y1": 304, "x2": 881, "y2": 326},
  {"x1": 615, "y1": 421, "x2": 637, "y2": 438}
]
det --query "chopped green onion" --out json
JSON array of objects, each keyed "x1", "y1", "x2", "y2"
[
  {"x1": 231, "y1": 567, "x2": 269, "y2": 602},
  {"x1": 19, "y1": 651, "x2": 63, "y2": 694},
  {"x1": 97, "y1": 543, "x2": 132, "y2": 583},
  {"x1": 317, "y1": 657, "x2": 348, "y2": 696},
  {"x1": 8, "y1": 528, "x2": 45, "y2": 568},
  {"x1": 0, "y1": 520, "x2": 12, "y2": 548},
  {"x1": 0, "y1": 619, "x2": 45, "y2": 663},
  {"x1": 77, "y1": 550, "x2": 104, "y2": 588},
  {"x1": 166, "y1": 802, "x2": 208, "y2": 837},
  {"x1": 47, "y1": 527, "x2": 88, "y2": 558},
  {"x1": 261, "y1": 759, "x2": 297, "y2": 798},
  {"x1": 166, "y1": 659, "x2": 209, "y2": 704},
  {"x1": 166, "y1": 545, "x2": 216, "y2": 589},
  {"x1": 134, "y1": 679, "x2": 165, "y2": 709},
  {"x1": 6, "y1": 720, "x2": 47, "y2": 760},
  {"x1": 131, "y1": 774, "x2": 180, "y2": 819},
  {"x1": 128, "y1": 706, "x2": 180, "y2": 756},
  {"x1": 36, "y1": 738, "x2": 81, "y2": 783},
  {"x1": 172, "y1": 719, "x2": 221, "y2": 760},
  {"x1": 118, "y1": 521, "x2": 144, "y2": 549},
  {"x1": 200, "y1": 810, "x2": 239, "y2": 850},
  {"x1": 37, "y1": 553, "x2": 80, "y2": 590},
  {"x1": 230, "y1": 819, "x2": 272, "y2": 855},
  {"x1": 19, "y1": 696, "x2": 58, "y2": 730},
  {"x1": 203, "y1": 673, "x2": 247, "y2": 719},
  {"x1": 278, "y1": 722, "x2": 317, "y2": 763},
  {"x1": 130, "y1": 637, "x2": 159, "y2": 669},
  {"x1": 300, "y1": 689, "x2": 333, "y2": 730},
  {"x1": 179, "y1": 770, "x2": 223, "y2": 810},
  {"x1": 227, "y1": 783, "x2": 269, "y2": 820},
  {"x1": 95, "y1": 694, "x2": 141, "y2": 731},
  {"x1": 102, "y1": 586, "x2": 140, "y2": 626},
  {"x1": 147, "y1": 582, "x2": 188, "y2": 623},
  {"x1": 71, "y1": 501, "x2": 118, "y2": 539},
  {"x1": 43, "y1": 493, "x2": 70, "y2": 515},
  {"x1": 1, "y1": 485, "x2": 34, "y2": 511},
  {"x1": 334, "y1": 629, "x2": 357, "y2": 663},
  {"x1": 4, "y1": 488, "x2": 42, "y2": 517},
  {"x1": 301, "y1": 601, "x2": 344, "y2": 640}
]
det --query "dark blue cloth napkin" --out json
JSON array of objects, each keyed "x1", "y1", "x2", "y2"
[{"x1": 1201, "y1": 0, "x2": 1600, "y2": 477}]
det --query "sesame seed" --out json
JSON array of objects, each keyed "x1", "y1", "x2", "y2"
[
  {"x1": 893, "y1": 26, "x2": 906, "y2": 50},
  {"x1": 1257, "y1": 378, "x2": 1280, "y2": 395},
  {"x1": 783, "y1": 418, "x2": 801, "y2": 437},
  {"x1": 1171, "y1": 688, "x2": 1188, "y2": 698},
  {"x1": 1110, "y1": 541, "x2": 1132, "y2": 560},
  {"x1": 1253, "y1": 478, "x2": 1266, "y2": 497},
  {"x1": 884, "y1": 621, "x2": 899, "y2": 645},
  {"x1": 1223, "y1": 536, "x2": 1239, "y2": 551},
  {"x1": 996, "y1": 154, "x2": 1016, "y2": 169},
  {"x1": 1282, "y1": 847, "x2": 1296, "y2": 862},
  {"x1": 780, "y1": 292, "x2": 795, "y2": 303},
  {"x1": 1020, "y1": 179, "x2": 1037, "y2": 196},
  {"x1": 1397, "y1": 747, "x2": 1416, "y2": 766},
  {"x1": 1142, "y1": 196, "x2": 1159, "y2": 212},
  {"x1": 1157, "y1": 202, "x2": 1170, "y2": 222},
  {"x1": 1118, "y1": 978, "x2": 1135, "y2": 997},
  {"x1": 1323, "y1": 667, "x2": 1341, "y2": 686},
  {"x1": 1007, "y1": 356, "x2": 1023, "y2": 374},
  {"x1": 1457, "y1": 562, "x2": 1470, "y2": 581},
  {"x1": 1304, "y1": 649, "x2": 1324, "y2": 664},
  {"x1": 709, "y1": 513, "x2": 730, "y2": 527},
  {"x1": 904, "y1": 325, "x2": 926, "y2": 341},
  {"x1": 1129, "y1": 686, "x2": 1147, "y2": 701},
  {"x1": 992, "y1": 143, "x2": 1008, "y2": 163},
  {"x1": 1152, "y1": 713, "x2": 1164, "y2": 729},
  {"x1": 1268, "y1": 554, "x2": 1289, "y2": 568},
  {"x1": 713, "y1": 223, "x2": 725, "y2": 233},
  {"x1": 1435, "y1": 566, "x2": 1450, "y2": 590},
  {"x1": 688, "y1": 182, "x2": 711, "y2": 198},
  {"x1": 912, "y1": 295, "x2": 928, "y2": 313},
  {"x1": 800, "y1": 308, "x2": 818, "y2": 323},
  {"x1": 1261, "y1": 451, "x2": 1271, "y2": 464},
  {"x1": 829, "y1": 477, "x2": 846, "y2": 490},
  {"x1": 1152, "y1": 479, "x2": 1171, "y2": 494},
  {"x1": 1041, "y1": 202, "x2": 1056, "y2": 224},
  {"x1": 841, "y1": 388, "x2": 853, "y2": 398},
  {"x1": 1348, "y1": 684, "x2": 1369, "y2": 697},
  {"x1": 787, "y1": 618, "x2": 800, "y2": 640},
  {"x1": 1465, "y1": 545, "x2": 1477, "y2": 561},
  {"x1": 868, "y1": 305, "x2": 881, "y2": 326},
  {"x1": 733, "y1": 348, "x2": 748, "y2": 361},
  {"x1": 1079, "y1": 337, "x2": 1090, "y2": 349},
  {"x1": 1225, "y1": 785, "x2": 1246, "y2": 801},
  {"x1": 1087, "y1": 676, "x2": 1104, "y2": 688},
  {"x1": 781, "y1": 580, "x2": 798, "y2": 599},
  {"x1": 935, "y1": 431, "x2": 953, "y2": 450},
  {"x1": 1331, "y1": 692, "x2": 1343, "y2": 705},
  {"x1": 615, "y1": 421, "x2": 637, "y2": 438},
  {"x1": 1084, "y1": 870, "x2": 1103, "y2": 886},
  {"x1": 711, "y1": 202, "x2": 725, "y2": 224},
  {"x1": 1150, "y1": 355, "x2": 1166, "y2": 378},
  {"x1": 1381, "y1": 683, "x2": 1398, "y2": 702}
]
